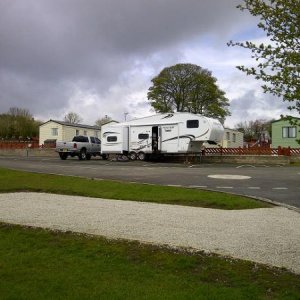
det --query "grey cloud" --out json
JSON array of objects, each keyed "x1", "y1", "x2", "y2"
[
  {"x1": 228, "y1": 91, "x2": 292, "y2": 127},
  {"x1": 0, "y1": 70, "x2": 72, "y2": 116},
  {"x1": 0, "y1": 0, "x2": 255, "y2": 122}
]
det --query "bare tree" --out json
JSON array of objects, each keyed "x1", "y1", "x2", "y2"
[
  {"x1": 8, "y1": 107, "x2": 32, "y2": 118},
  {"x1": 235, "y1": 119, "x2": 273, "y2": 142},
  {"x1": 95, "y1": 115, "x2": 112, "y2": 127},
  {"x1": 64, "y1": 112, "x2": 82, "y2": 124}
]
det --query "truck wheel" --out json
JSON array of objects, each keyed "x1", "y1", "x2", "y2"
[
  {"x1": 86, "y1": 154, "x2": 91, "y2": 160},
  {"x1": 129, "y1": 151, "x2": 137, "y2": 160},
  {"x1": 138, "y1": 151, "x2": 146, "y2": 161},
  {"x1": 59, "y1": 153, "x2": 67, "y2": 160},
  {"x1": 79, "y1": 149, "x2": 87, "y2": 160}
]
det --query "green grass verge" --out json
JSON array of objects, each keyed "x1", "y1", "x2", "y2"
[
  {"x1": 0, "y1": 223, "x2": 299, "y2": 300},
  {"x1": 0, "y1": 167, "x2": 270, "y2": 209}
]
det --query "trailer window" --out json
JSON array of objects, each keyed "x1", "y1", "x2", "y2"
[
  {"x1": 107, "y1": 136, "x2": 117, "y2": 142},
  {"x1": 187, "y1": 120, "x2": 199, "y2": 128},
  {"x1": 138, "y1": 133, "x2": 149, "y2": 139}
]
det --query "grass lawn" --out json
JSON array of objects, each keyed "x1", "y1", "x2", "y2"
[
  {"x1": 0, "y1": 167, "x2": 271, "y2": 210},
  {"x1": 0, "y1": 223, "x2": 299, "y2": 300}
]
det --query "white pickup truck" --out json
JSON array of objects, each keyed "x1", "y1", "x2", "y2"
[{"x1": 55, "y1": 135, "x2": 106, "y2": 160}]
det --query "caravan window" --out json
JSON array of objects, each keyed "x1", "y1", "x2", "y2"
[
  {"x1": 107, "y1": 136, "x2": 117, "y2": 142},
  {"x1": 138, "y1": 133, "x2": 149, "y2": 139},
  {"x1": 187, "y1": 120, "x2": 199, "y2": 128}
]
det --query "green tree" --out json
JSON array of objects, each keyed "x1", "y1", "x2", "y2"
[
  {"x1": 147, "y1": 63, "x2": 230, "y2": 121},
  {"x1": 64, "y1": 112, "x2": 82, "y2": 124},
  {"x1": 0, "y1": 107, "x2": 40, "y2": 139},
  {"x1": 228, "y1": 0, "x2": 300, "y2": 115},
  {"x1": 0, "y1": 114, "x2": 11, "y2": 138}
]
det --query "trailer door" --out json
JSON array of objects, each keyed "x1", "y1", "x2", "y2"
[{"x1": 151, "y1": 126, "x2": 161, "y2": 152}]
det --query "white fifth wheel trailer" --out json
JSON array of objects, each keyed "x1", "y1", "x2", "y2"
[{"x1": 101, "y1": 112, "x2": 224, "y2": 160}]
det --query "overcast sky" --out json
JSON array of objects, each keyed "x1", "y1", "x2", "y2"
[{"x1": 0, "y1": 0, "x2": 295, "y2": 127}]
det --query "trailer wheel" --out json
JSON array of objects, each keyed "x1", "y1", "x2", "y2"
[
  {"x1": 79, "y1": 149, "x2": 87, "y2": 160},
  {"x1": 101, "y1": 154, "x2": 108, "y2": 160},
  {"x1": 129, "y1": 151, "x2": 137, "y2": 160},
  {"x1": 138, "y1": 151, "x2": 146, "y2": 161},
  {"x1": 59, "y1": 153, "x2": 68, "y2": 160}
]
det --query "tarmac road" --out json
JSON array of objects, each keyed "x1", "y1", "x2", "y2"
[{"x1": 0, "y1": 156, "x2": 299, "y2": 209}]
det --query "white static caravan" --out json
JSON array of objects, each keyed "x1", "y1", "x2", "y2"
[{"x1": 101, "y1": 112, "x2": 224, "y2": 160}]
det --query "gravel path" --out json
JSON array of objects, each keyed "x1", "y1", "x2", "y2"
[{"x1": 0, "y1": 192, "x2": 300, "y2": 274}]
